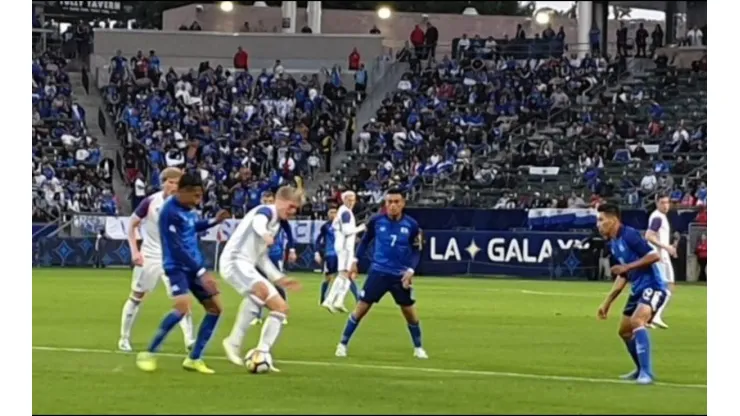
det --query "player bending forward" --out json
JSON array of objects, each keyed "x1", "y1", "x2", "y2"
[
  {"x1": 220, "y1": 186, "x2": 303, "y2": 370},
  {"x1": 323, "y1": 191, "x2": 365, "y2": 313},
  {"x1": 645, "y1": 194, "x2": 678, "y2": 329},
  {"x1": 316, "y1": 207, "x2": 359, "y2": 305},
  {"x1": 136, "y1": 173, "x2": 229, "y2": 374},
  {"x1": 335, "y1": 189, "x2": 428, "y2": 359},
  {"x1": 251, "y1": 192, "x2": 296, "y2": 326},
  {"x1": 596, "y1": 203, "x2": 666, "y2": 385}
]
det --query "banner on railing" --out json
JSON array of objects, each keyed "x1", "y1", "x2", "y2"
[
  {"x1": 527, "y1": 208, "x2": 598, "y2": 229},
  {"x1": 528, "y1": 166, "x2": 560, "y2": 176},
  {"x1": 104, "y1": 217, "x2": 325, "y2": 245}
]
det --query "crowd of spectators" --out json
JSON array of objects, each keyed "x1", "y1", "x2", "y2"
[
  {"x1": 104, "y1": 48, "x2": 351, "y2": 219},
  {"x1": 32, "y1": 51, "x2": 118, "y2": 223}
]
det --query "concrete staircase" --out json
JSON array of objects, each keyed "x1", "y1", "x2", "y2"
[
  {"x1": 305, "y1": 60, "x2": 409, "y2": 195},
  {"x1": 68, "y1": 70, "x2": 132, "y2": 214}
]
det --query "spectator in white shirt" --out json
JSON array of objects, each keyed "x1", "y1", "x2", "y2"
[
  {"x1": 133, "y1": 173, "x2": 147, "y2": 208},
  {"x1": 457, "y1": 34, "x2": 471, "y2": 59},
  {"x1": 640, "y1": 170, "x2": 658, "y2": 193},
  {"x1": 686, "y1": 26, "x2": 704, "y2": 46}
]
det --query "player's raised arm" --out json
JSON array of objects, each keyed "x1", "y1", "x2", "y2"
[
  {"x1": 354, "y1": 215, "x2": 377, "y2": 261},
  {"x1": 128, "y1": 197, "x2": 151, "y2": 266},
  {"x1": 194, "y1": 209, "x2": 230, "y2": 232}
]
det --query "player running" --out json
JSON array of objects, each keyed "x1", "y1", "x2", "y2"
[
  {"x1": 119, "y1": 168, "x2": 198, "y2": 352},
  {"x1": 220, "y1": 186, "x2": 303, "y2": 370},
  {"x1": 322, "y1": 191, "x2": 365, "y2": 313},
  {"x1": 135, "y1": 173, "x2": 229, "y2": 374},
  {"x1": 334, "y1": 189, "x2": 428, "y2": 359},
  {"x1": 315, "y1": 207, "x2": 343, "y2": 305},
  {"x1": 596, "y1": 203, "x2": 665, "y2": 385},
  {"x1": 645, "y1": 194, "x2": 678, "y2": 329},
  {"x1": 250, "y1": 192, "x2": 297, "y2": 326}
]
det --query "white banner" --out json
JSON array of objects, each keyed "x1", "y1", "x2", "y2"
[
  {"x1": 528, "y1": 166, "x2": 560, "y2": 176},
  {"x1": 104, "y1": 217, "x2": 324, "y2": 245},
  {"x1": 629, "y1": 144, "x2": 660, "y2": 154}
]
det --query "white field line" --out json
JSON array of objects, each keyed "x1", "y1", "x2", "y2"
[{"x1": 32, "y1": 345, "x2": 706, "y2": 390}]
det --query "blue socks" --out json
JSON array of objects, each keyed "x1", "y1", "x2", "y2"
[
  {"x1": 407, "y1": 322, "x2": 423, "y2": 348},
  {"x1": 633, "y1": 327, "x2": 653, "y2": 376},
  {"x1": 349, "y1": 280, "x2": 359, "y2": 301},
  {"x1": 340, "y1": 314, "x2": 360, "y2": 346},
  {"x1": 320, "y1": 280, "x2": 329, "y2": 303},
  {"x1": 147, "y1": 310, "x2": 184, "y2": 353},
  {"x1": 189, "y1": 313, "x2": 220, "y2": 360},
  {"x1": 624, "y1": 338, "x2": 640, "y2": 370}
]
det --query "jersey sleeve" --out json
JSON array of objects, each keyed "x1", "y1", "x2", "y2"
[
  {"x1": 194, "y1": 218, "x2": 219, "y2": 232},
  {"x1": 256, "y1": 206, "x2": 275, "y2": 221},
  {"x1": 279, "y1": 220, "x2": 295, "y2": 250},
  {"x1": 648, "y1": 216, "x2": 662, "y2": 232},
  {"x1": 132, "y1": 196, "x2": 151, "y2": 219},
  {"x1": 355, "y1": 215, "x2": 377, "y2": 259},
  {"x1": 340, "y1": 211, "x2": 352, "y2": 224},
  {"x1": 626, "y1": 228, "x2": 656, "y2": 258}
]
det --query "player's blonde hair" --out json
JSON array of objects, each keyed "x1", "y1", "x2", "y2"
[
  {"x1": 341, "y1": 191, "x2": 356, "y2": 202},
  {"x1": 276, "y1": 186, "x2": 304, "y2": 204},
  {"x1": 159, "y1": 167, "x2": 183, "y2": 183}
]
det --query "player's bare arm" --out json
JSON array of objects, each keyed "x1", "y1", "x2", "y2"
[
  {"x1": 645, "y1": 230, "x2": 677, "y2": 257},
  {"x1": 598, "y1": 276, "x2": 628, "y2": 319},
  {"x1": 128, "y1": 215, "x2": 144, "y2": 266},
  {"x1": 611, "y1": 251, "x2": 660, "y2": 276}
]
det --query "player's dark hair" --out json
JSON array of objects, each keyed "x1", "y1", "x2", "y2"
[
  {"x1": 656, "y1": 192, "x2": 670, "y2": 201},
  {"x1": 178, "y1": 172, "x2": 203, "y2": 190},
  {"x1": 597, "y1": 203, "x2": 621, "y2": 218},
  {"x1": 386, "y1": 188, "x2": 406, "y2": 198}
]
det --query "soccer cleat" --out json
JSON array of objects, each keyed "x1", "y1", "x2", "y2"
[
  {"x1": 182, "y1": 358, "x2": 215, "y2": 374},
  {"x1": 283, "y1": 318, "x2": 288, "y2": 325},
  {"x1": 646, "y1": 323, "x2": 655, "y2": 329},
  {"x1": 335, "y1": 343, "x2": 348, "y2": 357},
  {"x1": 321, "y1": 302, "x2": 337, "y2": 314},
  {"x1": 250, "y1": 317, "x2": 263, "y2": 326},
  {"x1": 118, "y1": 338, "x2": 132, "y2": 352},
  {"x1": 652, "y1": 318, "x2": 669, "y2": 329},
  {"x1": 136, "y1": 352, "x2": 157, "y2": 372},
  {"x1": 222, "y1": 338, "x2": 243, "y2": 366},
  {"x1": 635, "y1": 372, "x2": 654, "y2": 385},
  {"x1": 619, "y1": 369, "x2": 640, "y2": 380},
  {"x1": 413, "y1": 348, "x2": 429, "y2": 359},
  {"x1": 332, "y1": 301, "x2": 349, "y2": 313}
]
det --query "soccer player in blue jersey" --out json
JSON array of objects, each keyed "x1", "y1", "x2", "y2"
[
  {"x1": 315, "y1": 207, "x2": 359, "y2": 304},
  {"x1": 334, "y1": 189, "x2": 428, "y2": 359},
  {"x1": 596, "y1": 203, "x2": 666, "y2": 385},
  {"x1": 250, "y1": 192, "x2": 297, "y2": 325},
  {"x1": 136, "y1": 173, "x2": 229, "y2": 374}
]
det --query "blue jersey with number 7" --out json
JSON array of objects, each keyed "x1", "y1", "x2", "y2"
[{"x1": 356, "y1": 214, "x2": 422, "y2": 276}]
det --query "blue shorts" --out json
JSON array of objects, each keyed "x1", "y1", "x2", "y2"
[
  {"x1": 269, "y1": 253, "x2": 284, "y2": 272},
  {"x1": 360, "y1": 269, "x2": 415, "y2": 306},
  {"x1": 323, "y1": 254, "x2": 338, "y2": 275},
  {"x1": 164, "y1": 269, "x2": 217, "y2": 303},
  {"x1": 623, "y1": 287, "x2": 667, "y2": 317}
]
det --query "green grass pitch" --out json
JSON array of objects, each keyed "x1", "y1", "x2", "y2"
[{"x1": 32, "y1": 269, "x2": 707, "y2": 414}]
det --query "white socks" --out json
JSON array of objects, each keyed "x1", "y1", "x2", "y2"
[
  {"x1": 227, "y1": 296, "x2": 262, "y2": 349},
  {"x1": 257, "y1": 311, "x2": 286, "y2": 352},
  {"x1": 120, "y1": 297, "x2": 141, "y2": 339},
  {"x1": 655, "y1": 290, "x2": 672, "y2": 321},
  {"x1": 120, "y1": 296, "x2": 194, "y2": 345},
  {"x1": 325, "y1": 274, "x2": 350, "y2": 307}
]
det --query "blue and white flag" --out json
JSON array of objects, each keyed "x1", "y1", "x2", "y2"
[{"x1": 527, "y1": 208, "x2": 597, "y2": 230}]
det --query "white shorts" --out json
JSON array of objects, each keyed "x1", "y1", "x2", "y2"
[
  {"x1": 130, "y1": 258, "x2": 167, "y2": 293},
  {"x1": 337, "y1": 250, "x2": 354, "y2": 272},
  {"x1": 220, "y1": 260, "x2": 278, "y2": 299},
  {"x1": 657, "y1": 260, "x2": 675, "y2": 283}
]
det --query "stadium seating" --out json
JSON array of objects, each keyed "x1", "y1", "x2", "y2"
[
  {"x1": 331, "y1": 53, "x2": 706, "y2": 212},
  {"x1": 102, "y1": 55, "x2": 353, "y2": 218},
  {"x1": 32, "y1": 52, "x2": 117, "y2": 222}
]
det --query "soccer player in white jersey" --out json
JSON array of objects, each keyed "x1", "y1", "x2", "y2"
[
  {"x1": 322, "y1": 191, "x2": 366, "y2": 313},
  {"x1": 118, "y1": 168, "x2": 195, "y2": 352},
  {"x1": 645, "y1": 194, "x2": 678, "y2": 329},
  {"x1": 220, "y1": 186, "x2": 303, "y2": 370}
]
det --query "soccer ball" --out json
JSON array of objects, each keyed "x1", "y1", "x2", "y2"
[{"x1": 244, "y1": 349, "x2": 272, "y2": 374}]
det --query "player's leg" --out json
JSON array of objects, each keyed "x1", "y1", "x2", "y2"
[
  {"x1": 159, "y1": 264, "x2": 195, "y2": 349},
  {"x1": 652, "y1": 263, "x2": 675, "y2": 329},
  {"x1": 120, "y1": 264, "x2": 159, "y2": 351},
  {"x1": 324, "y1": 251, "x2": 351, "y2": 312},
  {"x1": 390, "y1": 281, "x2": 427, "y2": 359},
  {"x1": 136, "y1": 272, "x2": 192, "y2": 372},
  {"x1": 252, "y1": 281, "x2": 289, "y2": 369},
  {"x1": 320, "y1": 255, "x2": 337, "y2": 305},
  {"x1": 182, "y1": 274, "x2": 223, "y2": 374},
  {"x1": 335, "y1": 271, "x2": 384, "y2": 357},
  {"x1": 629, "y1": 288, "x2": 667, "y2": 384},
  {"x1": 618, "y1": 309, "x2": 641, "y2": 380}
]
